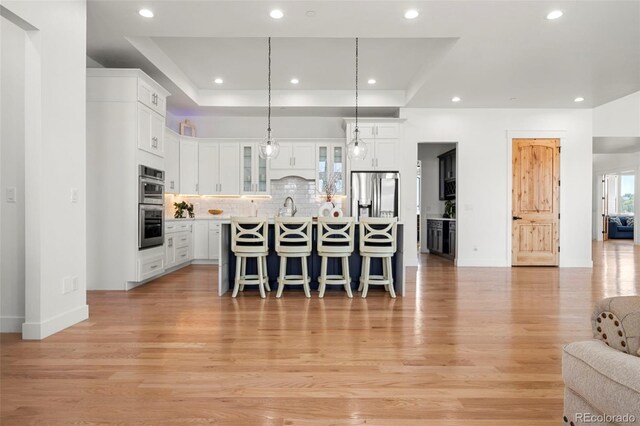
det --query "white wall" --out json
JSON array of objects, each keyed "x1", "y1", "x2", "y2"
[
  {"x1": 0, "y1": 17, "x2": 26, "y2": 332},
  {"x1": 4, "y1": 0, "x2": 88, "y2": 339},
  {"x1": 399, "y1": 108, "x2": 593, "y2": 268},
  {"x1": 593, "y1": 91, "x2": 640, "y2": 137},
  {"x1": 417, "y1": 143, "x2": 455, "y2": 252},
  {"x1": 167, "y1": 113, "x2": 346, "y2": 139}
]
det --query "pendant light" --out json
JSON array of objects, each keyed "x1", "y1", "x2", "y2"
[
  {"x1": 259, "y1": 37, "x2": 280, "y2": 159},
  {"x1": 347, "y1": 37, "x2": 367, "y2": 161}
]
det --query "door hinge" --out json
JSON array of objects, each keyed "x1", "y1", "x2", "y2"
[
  {"x1": 558, "y1": 213, "x2": 560, "y2": 219},
  {"x1": 558, "y1": 146, "x2": 561, "y2": 153},
  {"x1": 558, "y1": 246, "x2": 560, "y2": 253},
  {"x1": 558, "y1": 180, "x2": 561, "y2": 186}
]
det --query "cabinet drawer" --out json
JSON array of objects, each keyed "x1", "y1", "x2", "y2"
[
  {"x1": 449, "y1": 221, "x2": 456, "y2": 231},
  {"x1": 175, "y1": 246, "x2": 190, "y2": 264},
  {"x1": 175, "y1": 232, "x2": 191, "y2": 249},
  {"x1": 138, "y1": 256, "x2": 164, "y2": 281},
  {"x1": 427, "y1": 220, "x2": 443, "y2": 229},
  {"x1": 165, "y1": 222, "x2": 177, "y2": 234},
  {"x1": 175, "y1": 221, "x2": 192, "y2": 232},
  {"x1": 209, "y1": 221, "x2": 222, "y2": 231}
]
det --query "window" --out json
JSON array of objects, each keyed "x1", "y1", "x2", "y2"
[{"x1": 605, "y1": 173, "x2": 635, "y2": 215}]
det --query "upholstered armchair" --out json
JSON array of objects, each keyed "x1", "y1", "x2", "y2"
[{"x1": 563, "y1": 296, "x2": 640, "y2": 425}]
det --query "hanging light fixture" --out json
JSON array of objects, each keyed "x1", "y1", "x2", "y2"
[
  {"x1": 347, "y1": 37, "x2": 367, "y2": 161},
  {"x1": 259, "y1": 37, "x2": 280, "y2": 159}
]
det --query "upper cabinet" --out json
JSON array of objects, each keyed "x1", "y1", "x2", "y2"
[
  {"x1": 137, "y1": 78, "x2": 167, "y2": 118},
  {"x1": 137, "y1": 103, "x2": 164, "y2": 157},
  {"x1": 164, "y1": 130, "x2": 180, "y2": 193},
  {"x1": 240, "y1": 142, "x2": 270, "y2": 195},
  {"x1": 317, "y1": 142, "x2": 346, "y2": 195},
  {"x1": 179, "y1": 137, "x2": 199, "y2": 195},
  {"x1": 438, "y1": 148, "x2": 456, "y2": 200},
  {"x1": 184, "y1": 140, "x2": 240, "y2": 196},
  {"x1": 270, "y1": 142, "x2": 316, "y2": 179},
  {"x1": 344, "y1": 119, "x2": 405, "y2": 171}
]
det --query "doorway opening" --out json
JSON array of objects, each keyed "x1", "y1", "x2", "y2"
[
  {"x1": 602, "y1": 172, "x2": 635, "y2": 242},
  {"x1": 416, "y1": 142, "x2": 457, "y2": 267}
]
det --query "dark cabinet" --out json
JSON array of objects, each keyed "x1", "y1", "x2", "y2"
[
  {"x1": 427, "y1": 219, "x2": 456, "y2": 259},
  {"x1": 438, "y1": 149, "x2": 456, "y2": 200}
]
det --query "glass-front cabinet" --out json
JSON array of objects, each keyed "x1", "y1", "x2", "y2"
[
  {"x1": 317, "y1": 143, "x2": 345, "y2": 196},
  {"x1": 240, "y1": 143, "x2": 269, "y2": 195}
]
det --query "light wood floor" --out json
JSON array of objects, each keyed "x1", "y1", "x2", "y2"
[{"x1": 2, "y1": 241, "x2": 639, "y2": 425}]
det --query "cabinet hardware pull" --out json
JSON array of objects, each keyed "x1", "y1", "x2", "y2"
[
  {"x1": 512, "y1": 216, "x2": 523, "y2": 220},
  {"x1": 150, "y1": 265, "x2": 158, "y2": 269}
]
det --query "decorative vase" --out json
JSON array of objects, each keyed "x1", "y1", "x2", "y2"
[{"x1": 318, "y1": 201, "x2": 335, "y2": 217}]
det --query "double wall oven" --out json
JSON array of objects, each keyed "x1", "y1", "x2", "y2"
[{"x1": 139, "y1": 165, "x2": 165, "y2": 249}]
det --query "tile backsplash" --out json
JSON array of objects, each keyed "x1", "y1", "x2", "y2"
[{"x1": 165, "y1": 176, "x2": 345, "y2": 219}]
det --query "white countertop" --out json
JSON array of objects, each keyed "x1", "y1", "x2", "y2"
[
  {"x1": 426, "y1": 217, "x2": 456, "y2": 221},
  {"x1": 167, "y1": 217, "x2": 404, "y2": 225}
]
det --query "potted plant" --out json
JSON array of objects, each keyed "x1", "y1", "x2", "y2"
[
  {"x1": 173, "y1": 201, "x2": 194, "y2": 218},
  {"x1": 443, "y1": 200, "x2": 456, "y2": 219}
]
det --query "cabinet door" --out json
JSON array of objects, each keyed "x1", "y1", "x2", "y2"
[
  {"x1": 165, "y1": 235, "x2": 176, "y2": 268},
  {"x1": 165, "y1": 131, "x2": 180, "y2": 193},
  {"x1": 256, "y1": 151, "x2": 269, "y2": 193},
  {"x1": 317, "y1": 145, "x2": 329, "y2": 195},
  {"x1": 218, "y1": 143, "x2": 240, "y2": 195},
  {"x1": 292, "y1": 143, "x2": 316, "y2": 170},
  {"x1": 374, "y1": 139, "x2": 398, "y2": 170},
  {"x1": 374, "y1": 123, "x2": 399, "y2": 139},
  {"x1": 137, "y1": 103, "x2": 153, "y2": 153},
  {"x1": 356, "y1": 123, "x2": 376, "y2": 138},
  {"x1": 179, "y1": 138, "x2": 199, "y2": 194},
  {"x1": 269, "y1": 142, "x2": 293, "y2": 170},
  {"x1": 193, "y1": 221, "x2": 209, "y2": 259},
  {"x1": 439, "y1": 157, "x2": 446, "y2": 200},
  {"x1": 449, "y1": 229, "x2": 456, "y2": 257},
  {"x1": 332, "y1": 144, "x2": 345, "y2": 194},
  {"x1": 436, "y1": 229, "x2": 443, "y2": 252},
  {"x1": 241, "y1": 145, "x2": 254, "y2": 194},
  {"x1": 198, "y1": 142, "x2": 219, "y2": 195},
  {"x1": 150, "y1": 112, "x2": 164, "y2": 156}
]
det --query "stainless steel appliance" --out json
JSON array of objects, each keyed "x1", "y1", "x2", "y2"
[
  {"x1": 139, "y1": 165, "x2": 165, "y2": 249},
  {"x1": 351, "y1": 171, "x2": 400, "y2": 221}
]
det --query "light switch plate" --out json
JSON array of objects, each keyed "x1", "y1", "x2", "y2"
[
  {"x1": 71, "y1": 188, "x2": 79, "y2": 203},
  {"x1": 6, "y1": 187, "x2": 16, "y2": 203}
]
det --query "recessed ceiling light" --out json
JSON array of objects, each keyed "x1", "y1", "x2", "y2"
[
  {"x1": 451, "y1": 96, "x2": 461, "y2": 102},
  {"x1": 290, "y1": 78, "x2": 299, "y2": 84},
  {"x1": 368, "y1": 79, "x2": 376, "y2": 85},
  {"x1": 214, "y1": 78, "x2": 223, "y2": 84},
  {"x1": 270, "y1": 9, "x2": 284, "y2": 19},
  {"x1": 404, "y1": 9, "x2": 419, "y2": 20},
  {"x1": 138, "y1": 8, "x2": 154, "y2": 18},
  {"x1": 574, "y1": 97, "x2": 585, "y2": 103},
  {"x1": 546, "y1": 10, "x2": 563, "y2": 20}
]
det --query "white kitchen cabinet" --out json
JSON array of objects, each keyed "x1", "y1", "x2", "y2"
[
  {"x1": 165, "y1": 129, "x2": 180, "y2": 193},
  {"x1": 180, "y1": 137, "x2": 199, "y2": 194},
  {"x1": 345, "y1": 120, "x2": 404, "y2": 171},
  {"x1": 317, "y1": 143, "x2": 346, "y2": 195},
  {"x1": 218, "y1": 144, "x2": 240, "y2": 195},
  {"x1": 165, "y1": 221, "x2": 193, "y2": 270},
  {"x1": 138, "y1": 77, "x2": 167, "y2": 117},
  {"x1": 193, "y1": 221, "x2": 209, "y2": 259},
  {"x1": 270, "y1": 142, "x2": 317, "y2": 179},
  {"x1": 198, "y1": 142, "x2": 219, "y2": 195},
  {"x1": 165, "y1": 234, "x2": 176, "y2": 268},
  {"x1": 197, "y1": 142, "x2": 240, "y2": 195},
  {"x1": 137, "y1": 103, "x2": 164, "y2": 157},
  {"x1": 240, "y1": 143, "x2": 269, "y2": 195}
]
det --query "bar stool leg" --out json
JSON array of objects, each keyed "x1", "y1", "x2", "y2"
[
  {"x1": 301, "y1": 256, "x2": 311, "y2": 298},
  {"x1": 232, "y1": 256, "x2": 242, "y2": 297},
  {"x1": 276, "y1": 256, "x2": 286, "y2": 298},
  {"x1": 257, "y1": 255, "x2": 266, "y2": 299},
  {"x1": 239, "y1": 257, "x2": 246, "y2": 292},
  {"x1": 382, "y1": 257, "x2": 389, "y2": 292},
  {"x1": 358, "y1": 259, "x2": 364, "y2": 292},
  {"x1": 361, "y1": 256, "x2": 371, "y2": 298},
  {"x1": 319, "y1": 256, "x2": 328, "y2": 298},
  {"x1": 262, "y1": 256, "x2": 271, "y2": 292},
  {"x1": 386, "y1": 256, "x2": 396, "y2": 298},
  {"x1": 342, "y1": 256, "x2": 353, "y2": 298}
]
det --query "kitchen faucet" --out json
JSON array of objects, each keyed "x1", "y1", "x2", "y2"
[{"x1": 283, "y1": 196, "x2": 297, "y2": 216}]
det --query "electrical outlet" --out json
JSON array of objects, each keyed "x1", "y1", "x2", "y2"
[
  {"x1": 6, "y1": 187, "x2": 16, "y2": 203},
  {"x1": 62, "y1": 276, "x2": 79, "y2": 294}
]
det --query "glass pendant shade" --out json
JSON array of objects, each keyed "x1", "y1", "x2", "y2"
[
  {"x1": 347, "y1": 129, "x2": 367, "y2": 160},
  {"x1": 258, "y1": 134, "x2": 280, "y2": 159}
]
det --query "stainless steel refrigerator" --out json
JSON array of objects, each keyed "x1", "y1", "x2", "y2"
[{"x1": 350, "y1": 171, "x2": 400, "y2": 221}]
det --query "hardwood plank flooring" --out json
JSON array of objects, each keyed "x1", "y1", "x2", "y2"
[{"x1": 2, "y1": 241, "x2": 638, "y2": 425}]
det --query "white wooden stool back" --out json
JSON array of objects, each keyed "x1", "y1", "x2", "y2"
[
  {"x1": 359, "y1": 217, "x2": 397, "y2": 255},
  {"x1": 275, "y1": 217, "x2": 312, "y2": 254},
  {"x1": 231, "y1": 217, "x2": 268, "y2": 254},
  {"x1": 317, "y1": 217, "x2": 354, "y2": 255}
]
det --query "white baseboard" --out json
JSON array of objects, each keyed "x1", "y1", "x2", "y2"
[
  {"x1": 1, "y1": 316, "x2": 25, "y2": 333},
  {"x1": 455, "y1": 258, "x2": 510, "y2": 267},
  {"x1": 22, "y1": 304, "x2": 89, "y2": 340},
  {"x1": 559, "y1": 258, "x2": 594, "y2": 268}
]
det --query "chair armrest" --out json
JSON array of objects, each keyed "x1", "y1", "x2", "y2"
[{"x1": 592, "y1": 296, "x2": 640, "y2": 356}]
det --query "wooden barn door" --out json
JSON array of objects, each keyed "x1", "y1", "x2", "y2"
[{"x1": 512, "y1": 139, "x2": 560, "y2": 266}]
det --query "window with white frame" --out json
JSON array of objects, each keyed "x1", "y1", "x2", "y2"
[{"x1": 606, "y1": 173, "x2": 635, "y2": 215}]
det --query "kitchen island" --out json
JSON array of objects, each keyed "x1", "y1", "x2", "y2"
[{"x1": 217, "y1": 221, "x2": 405, "y2": 297}]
